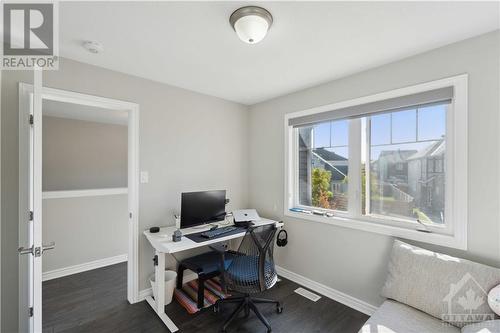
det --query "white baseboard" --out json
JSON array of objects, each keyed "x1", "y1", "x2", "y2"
[
  {"x1": 137, "y1": 265, "x2": 378, "y2": 316},
  {"x1": 43, "y1": 254, "x2": 128, "y2": 281},
  {"x1": 138, "y1": 288, "x2": 153, "y2": 301},
  {"x1": 137, "y1": 270, "x2": 198, "y2": 302},
  {"x1": 276, "y1": 265, "x2": 378, "y2": 316}
]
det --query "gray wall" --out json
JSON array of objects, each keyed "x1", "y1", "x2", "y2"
[
  {"x1": 42, "y1": 194, "x2": 128, "y2": 273},
  {"x1": 248, "y1": 31, "x2": 500, "y2": 308},
  {"x1": 1, "y1": 58, "x2": 248, "y2": 332},
  {"x1": 42, "y1": 116, "x2": 128, "y2": 275},
  {"x1": 43, "y1": 116, "x2": 128, "y2": 191}
]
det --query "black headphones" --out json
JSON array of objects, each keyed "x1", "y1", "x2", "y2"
[{"x1": 276, "y1": 229, "x2": 288, "y2": 247}]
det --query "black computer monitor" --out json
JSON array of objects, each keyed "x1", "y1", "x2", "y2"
[{"x1": 180, "y1": 190, "x2": 226, "y2": 228}]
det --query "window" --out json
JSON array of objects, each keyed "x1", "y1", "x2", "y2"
[
  {"x1": 298, "y1": 120, "x2": 349, "y2": 211},
  {"x1": 366, "y1": 106, "x2": 446, "y2": 225},
  {"x1": 285, "y1": 75, "x2": 468, "y2": 249}
]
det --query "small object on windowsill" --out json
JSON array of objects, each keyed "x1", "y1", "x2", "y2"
[
  {"x1": 416, "y1": 219, "x2": 431, "y2": 233},
  {"x1": 312, "y1": 210, "x2": 325, "y2": 216},
  {"x1": 325, "y1": 212, "x2": 334, "y2": 218},
  {"x1": 149, "y1": 226, "x2": 160, "y2": 233},
  {"x1": 289, "y1": 207, "x2": 312, "y2": 214}
]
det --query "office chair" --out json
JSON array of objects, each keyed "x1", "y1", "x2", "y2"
[{"x1": 212, "y1": 224, "x2": 283, "y2": 333}]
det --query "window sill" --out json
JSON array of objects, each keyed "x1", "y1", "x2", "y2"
[{"x1": 284, "y1": 210, "x2": 467, "y2": 250}]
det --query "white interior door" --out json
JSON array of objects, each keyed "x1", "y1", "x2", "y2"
[{"x1": 18, "y1": 70, "x2": 43, "y2": 333}]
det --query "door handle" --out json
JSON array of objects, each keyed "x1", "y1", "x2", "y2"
[
  {"x1": 18, "y1": 246, "x2": 33, "y2": 256},
  {"x1": 18, "y1": 242, "x2": 55, "y2": 256},
  {"x1": 42, "y1": 242, "x2": 56, "y2": 253}
]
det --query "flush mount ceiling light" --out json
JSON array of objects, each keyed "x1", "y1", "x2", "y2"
[{"x1": 229, "y1": 6, "x2": 273, "y2": 44}]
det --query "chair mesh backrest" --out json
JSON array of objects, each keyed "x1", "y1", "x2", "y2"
[{"x1": 223, "y1": 224, "x2": 278, "y2": 294}]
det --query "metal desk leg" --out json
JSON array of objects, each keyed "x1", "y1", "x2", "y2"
[{"x1": 145, "y1": 251, "x2": 179, "y2": 332}]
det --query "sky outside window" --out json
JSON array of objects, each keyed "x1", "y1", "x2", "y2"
[
  {"x1": 418, "y1": 105, "x2": 446, "y2": 141},
  {"x1": 311, "y1": 104, "x2": 446, "y2": 159},
  {"x1": 370, "y1": 114, "x2": 391, "y2": 145},
  {"x1": 392, "y1": 109, "x2": 416, "y2": 143},
  {"x1": 313, "y1": 122, "x2": 330, "y2": 148},
  {"x1": 331, "y1": 120, "x2": 349, "y2": 146}
]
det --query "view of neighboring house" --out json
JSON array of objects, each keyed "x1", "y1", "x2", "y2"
[
  {"x1": 372, "y1": 150, "x2": 416, "y2": 187},
  {"x1": 299, "y1": 124, "x2": 445, "y2": 224},
  {"x1": 407, "y1": 139, "x2": 446, "y2": 222},
  {"x1": 298, "y1": 127, "x2": 349, "y2": 210},
  {"x1": 368, "y1": 138, "x2": 445, "y2": 223},
  {"x1": 298, "y1": 127, "x2": 313, "y2": 206},
  {"x1": 313, "y1": 148, "x2": 348, "y2": 190},
  {"x1": 370, "y1": 150, "x2": 418, "y2": 219},
  {"x1": 312, "y1": 148, "x2": 349, "y2": 210}
]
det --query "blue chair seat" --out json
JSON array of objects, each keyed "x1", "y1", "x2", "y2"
[{"x1": 226, "y1": 255, "x2": 274, "y2": 285}]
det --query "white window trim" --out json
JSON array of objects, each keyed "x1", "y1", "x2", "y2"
[{"x1": 284, "y1": 74, "x2": 468, "y2": 250}]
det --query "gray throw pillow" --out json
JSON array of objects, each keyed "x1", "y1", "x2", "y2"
[{"x1": 381, "y1": 240, "x2": 500, "y2": 328}]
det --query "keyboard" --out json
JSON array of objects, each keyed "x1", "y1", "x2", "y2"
[{"x1": 200, "y1": 226, "x2": 238, "y2": 239}]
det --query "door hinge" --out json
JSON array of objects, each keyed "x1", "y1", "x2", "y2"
[
  {"x1": 29, "y1": 114, "x2": 34, "y2": 125},
  {"x1": 29, "y1": 210, "x2": 34, "y2": 221},
  {"x1": 28, "y1": 307, "x2": 33, "y2": 317},
  {"x1": 129, "y1": 212, "x2": 132, "y2": 219}
]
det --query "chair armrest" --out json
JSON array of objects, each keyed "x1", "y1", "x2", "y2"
[
  {"x1": 209, "y1": 243, "x2": 228, "y2": 274},
  {"x1": 209, "y1": 243, "x2": 229, "y2": 293}
]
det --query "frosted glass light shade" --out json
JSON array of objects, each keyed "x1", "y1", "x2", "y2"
[
  {"x1": 234, "y1": 15, "x2": 269, "y2": 44},
  {"x1": 230, "y1": 6, "x2": 273, "y2": 44}
]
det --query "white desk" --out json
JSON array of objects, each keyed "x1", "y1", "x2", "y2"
[{"x1": 143, "y1": 218, "x2": 282, "y2": 332}]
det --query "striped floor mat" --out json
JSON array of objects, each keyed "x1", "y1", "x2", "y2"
[{"x1": 173, "y1": 277, "x2": 230, "y2": 314}]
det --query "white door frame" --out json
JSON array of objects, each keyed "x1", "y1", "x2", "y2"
[
  {"x1": 18, "y1": 84, "x2": 141, "y2": 321},
  {"x1": 18, "y1": 73, "x2": 43, "y2": 332}
]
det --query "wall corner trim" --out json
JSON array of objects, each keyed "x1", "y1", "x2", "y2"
[
  {"x1": 275, "y1": 265, "x2": 378, "y2": 316},
  {"x1": 137, "y1": 288, "x2": 153, "y2": 302},
  {"x1": 42, "y1": 187, "x2": 128, "y2": 199}
]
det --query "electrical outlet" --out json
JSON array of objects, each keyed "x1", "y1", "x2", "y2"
[{"x1": 140, "y1": 171, "x2": 149, "y2": 184}]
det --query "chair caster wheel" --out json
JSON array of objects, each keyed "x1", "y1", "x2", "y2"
[
  {"x1": 213, "y1": 303, "x2": 220, "y2": 313},
  {"x1": 267, "y1": 329, "x2": 272, "y2": 333},
  {"x1": 276, "y1": 303, "x2": 284, "y2": 314}
]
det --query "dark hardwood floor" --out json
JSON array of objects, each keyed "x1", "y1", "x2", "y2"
[{"x1": 43, "y1": 263, "x2": 368, "y2": 333}]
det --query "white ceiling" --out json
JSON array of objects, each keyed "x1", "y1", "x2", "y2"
[
  {"x1": 43, "y1": 99, "x2": 128, "y2": 125},
  {"x1": 60, "y1": 2, "x2": 499, "y2": 105}
]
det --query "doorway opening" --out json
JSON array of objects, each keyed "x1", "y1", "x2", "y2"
[{"x1": 18, "y1": 84, "x2": 140, "y2": 331}]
